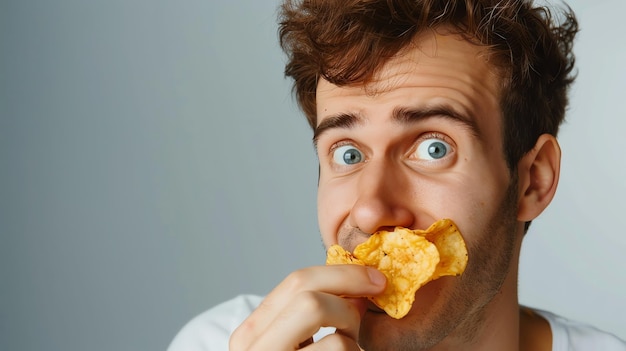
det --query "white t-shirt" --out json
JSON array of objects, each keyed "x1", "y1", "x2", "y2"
[{"x1": 168, "y1": 294, "x2": 626, "y2": 351}]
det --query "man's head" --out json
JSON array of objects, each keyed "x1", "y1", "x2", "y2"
[
  {"x1": 279, "y1": 0, "x2": 577, "y2": 171},
  {"x1": 278, "y1": 1, "x2": 577, "y2": 349}
]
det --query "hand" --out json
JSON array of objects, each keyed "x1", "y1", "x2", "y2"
[{"x1": 229, "y1": 264, "x2": 386, "y2": 350}]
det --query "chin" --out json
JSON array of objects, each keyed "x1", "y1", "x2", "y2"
[
  {"x1": 358, "y1": 311, "x2": 400, "y2": 350},
  {"x1": 359, "y1": 311, "x2": 450, "y2": 351},
  {"x1": 358, "y1": 306, "x2": 427, "y2": 349},
  {"x1": 357, "y1": 280, "x2": 458, "y2": 350}
]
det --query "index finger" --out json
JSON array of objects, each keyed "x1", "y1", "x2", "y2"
[{"x1": 233, "y1": 265, "x2": 385, "y2": 348}]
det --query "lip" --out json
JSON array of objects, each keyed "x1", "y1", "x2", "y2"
[{"x1": 367, "y1": 301, "x2": 386, "y2": 314}]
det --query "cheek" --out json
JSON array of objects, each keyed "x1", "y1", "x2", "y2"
[
  {"x1": 317, "y1": 181, "x2": 354, "y2": 247},
  {"x1": 450, "y1": 177, "x2": 513, "y2": 242}
]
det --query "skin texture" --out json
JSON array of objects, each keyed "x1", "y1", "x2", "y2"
[{"x1": 230, "y1": 29, "x2": 560, "y2": 351}]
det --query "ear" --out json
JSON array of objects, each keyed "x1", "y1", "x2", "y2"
[{"x1": 516, "y1": 134, "x2": 561, "y2": 222}]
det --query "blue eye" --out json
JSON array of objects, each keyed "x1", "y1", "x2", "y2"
[
  {"x1": 332, "y1": 145, "x2": 363, "y2": 165},
  {"x1": 416, "y1": 139, "x2": 451, "y2": 160}
]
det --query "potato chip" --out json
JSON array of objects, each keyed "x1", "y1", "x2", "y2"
[
  {"x1": 326, "y1": 218, "x2": 468, "y2": 319},
  {"x1": 421, "y1": 219, "x2": 468, "y2": 279}
]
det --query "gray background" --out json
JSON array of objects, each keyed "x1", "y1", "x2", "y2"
[{"x1": 1, "y1": 0, "x2": 624, "y2": 350}]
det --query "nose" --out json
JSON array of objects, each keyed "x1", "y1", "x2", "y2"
[{"x1": 349, "y1": 159, "x2": 415, "y2": 234}]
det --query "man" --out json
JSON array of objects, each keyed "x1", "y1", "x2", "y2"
[{"x1": 169, "y1": 0, "x2": 626, "y2": 350}]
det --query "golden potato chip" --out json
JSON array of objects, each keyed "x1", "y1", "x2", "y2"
[
  {"x1": 326, "y1": 218, "x2": 467, "y2": 319},
  {"x1": 421, "y1": 219, "x2": 468, "y2": 279},
  {"x1": 326, "y1": 244, "x2": 365, "y2": 265}
]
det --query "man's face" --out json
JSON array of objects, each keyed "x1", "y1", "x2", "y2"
[{"x1": 315, "y1": 30, "x2": 524, "y2": 349}]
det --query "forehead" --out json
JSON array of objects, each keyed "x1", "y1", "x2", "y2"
[{"x1": 315, "y1": 29, "x2": 502, "y2": 129}]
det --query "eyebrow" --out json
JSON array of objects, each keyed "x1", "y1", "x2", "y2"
[
  {"x1": 313, "y1": 112, "x2": 362, "y2": 149},
  {"x1": 312, "y1": 103, "x2": 481, "y2": 149},
  {"x1": 392, "y1": 105, "x2": 481, "y2": 138}
]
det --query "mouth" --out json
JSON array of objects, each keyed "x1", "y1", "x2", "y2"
[{"x1": 366, "y1": 301, "x2": 386, "y2": 314}]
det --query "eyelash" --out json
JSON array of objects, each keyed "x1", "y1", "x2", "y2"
[
  {"x1": 328, "y1": 140, "x2": 359, "y2": 155},
  {"x1": 417, "y1": 131, "x2": 451, "y2": 144}
]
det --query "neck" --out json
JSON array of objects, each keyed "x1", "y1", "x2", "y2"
[
  {"x1": 452, "y1": 259, "x2": 522, "y2": 351},
  {"x1": 431, "y1": 235, "x2": 552, "y2": 351},
  {"x1": 433, "y1": 234, "x2": 525, "y2": 351}
]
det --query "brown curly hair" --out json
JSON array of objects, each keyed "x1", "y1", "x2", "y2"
[{"x1": 278, "y1": 0, "x2": 578, "y2": 170}]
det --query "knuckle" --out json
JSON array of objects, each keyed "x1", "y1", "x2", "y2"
[
  {"x1": 272, "y1": 291, "x2": 325, "y2": 327},
  {"x1": 283, "y1": 268, "x2": 314, "y2": 292},
  {"x1": 296, "y1": 290, "x2": 325, "y2": 314}
]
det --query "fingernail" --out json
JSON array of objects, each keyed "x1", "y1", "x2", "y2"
[{"x1": 367, "y1": 267, "x2": 386, "y2": 286}]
